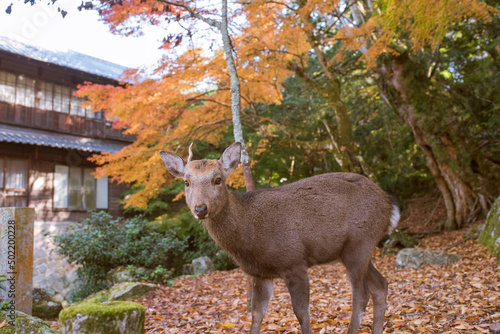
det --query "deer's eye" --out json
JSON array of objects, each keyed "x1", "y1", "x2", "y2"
[
  {"x1": 214, "y1": 177, "x2": 222, "y2": 185},
  {"x1": 184, "y1": 180, "x2": 190, "y2": 187}
]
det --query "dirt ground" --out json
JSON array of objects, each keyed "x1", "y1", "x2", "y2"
[
  {"x1": 397, "y1": 192, "x2": 449, "y2": 235},
  {"x1": 136, "y1": 196, "x2": 499, "y2": 333},
  {"x1": 46, "y1": 194, "x2": 499, "y2": 333}
]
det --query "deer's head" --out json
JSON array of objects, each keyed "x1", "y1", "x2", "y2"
[{"x1": 160, "y1": 142, "x2": 241, "y2": 219}]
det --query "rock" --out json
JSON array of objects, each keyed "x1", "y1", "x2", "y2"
[
  {"x1": 192, "y1": 256, "x2": 215, "y2": 275},
  {"x1": 38, "y1": 264, "x2": 47, "y2": 274},
  {"x1": 108, "y1": 282, "x2": 157, "y2": 301},
  {"x1": 394, "y1": 248, "x2": 461, "y2": 269},
  {"x1": 383, "y1": 229, "x2": 421, "y2": 254},
  {"x1": 82, "y1": 290, "x2": 111, "y2": 304},
  {"x1": 183, "y1": 263, "x2": 194, "y2": 275},
  {"x1": 59, "y1": 301, "x2": 145, "y2": 334},
  {"x1": 82, "y1": 282, "x2": 157, "y2": 304},
  {"x1": 490, "y1": 322, "x2": 500, "y2": 334},
  {"x1": 479, "y1": 196, "x2": 500, "y2": 262},
  {"x1": 465, "y1": 224, "x2": 484, "y2": 238},
  {"x1": 0, "y1": 309, "x2": 57, "y2": 334},
  {"x1": 106, "y1": 267, "x2": 133, "y2": 286},
  {"x1": 32, "y1": 288, "x2": 63, "y2": 320}
]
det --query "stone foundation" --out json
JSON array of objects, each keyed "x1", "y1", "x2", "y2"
[{"x1": 33, "y1": 221, "x2": 82, "y2": 302}]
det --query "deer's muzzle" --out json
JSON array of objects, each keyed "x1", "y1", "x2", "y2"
[{"x1": 194, "y1": 203, "x2": 208, "y2": 219}]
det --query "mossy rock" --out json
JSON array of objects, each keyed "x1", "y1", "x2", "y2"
[
  {"x1": 478, "y1": 196, "x2": 500, "y2": 262},
  {"x1": 465, "y1": 224, "x2": 484, "y2": 238},
  {"x1": 383, "y1": 229, "x2": 421, "y2": 254},
  {"x1": 82, "y1": 290, "x2": 111, "y2": 304},
  {"x1": 108, "y1": 282, "x2": 157, "y2": 302},
  {"x1": 106, "y1": 267, "x2": 134, "y2": 286},
  {"x1": 32, "y1": 288, "x2": 63, "y2": 320},
  {"x1": 394, "y1": 248, "x2": 461, "y2": 269},
  {"x1": 59, "y1": 301, "x2": 145, "y2": 334},
  {"x1": 81, "y1": 282, "x2": 156, "y2": 304},
  {"x1": 0, "y1": 310, "x2": 57, "y2": 334}
]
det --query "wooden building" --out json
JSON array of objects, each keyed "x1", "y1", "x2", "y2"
[{"x1": 0, "y1": 36, "x2": 134, "y2": 223}]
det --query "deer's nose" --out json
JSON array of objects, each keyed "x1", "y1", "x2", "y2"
[{"x1": 194, "y1": 204, "x2": 208, "y2": 218}]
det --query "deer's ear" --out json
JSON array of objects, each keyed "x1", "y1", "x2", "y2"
[
  {"x1": 160, "y1": 151, "x2": 186, "y2": 179},
  {"x1": 220, "y1": 142, "x2": 241, "y2": 177}
]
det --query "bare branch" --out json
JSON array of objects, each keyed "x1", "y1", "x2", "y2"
[
  {"x1": 196, "y1": 98, "x2": 231, "y2": 108},
  {"x1": 185, "y1": 88, "x2": 230, "y2": 102},
  {"x1": 264, "y1": 0, "x2": 296, "y2": 11},
  {"x1": 156, "y1": 0, "x2": 221, "y2": 29}
]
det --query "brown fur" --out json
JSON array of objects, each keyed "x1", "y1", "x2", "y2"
[{"x1": 160, "y1": 142, "x2": 399, "y2": 334}]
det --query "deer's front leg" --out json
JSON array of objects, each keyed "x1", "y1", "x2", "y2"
[
  {"x1": 284, "y1": 267, "x2": 312, "y2": 334},
  {"x1": 249, "y1": 276, "x2": 274, "y2": 334}
]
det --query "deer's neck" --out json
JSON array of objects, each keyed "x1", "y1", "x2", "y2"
[{"x1": 203, "y1": 190, "x2": 254, "y2": 258}]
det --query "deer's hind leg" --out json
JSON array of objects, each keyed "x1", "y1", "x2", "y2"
[
  {"x1": 366, "y1": 261, "x2": 388, "y2": 334},
  {"x1": 342, "y1": 251, "x2": 371, "y2": 334}
]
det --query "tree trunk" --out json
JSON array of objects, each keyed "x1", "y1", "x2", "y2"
[
  {"x1": 219, "y1": 0, "x2": 254, "y2": 311},
  {"x1": 288, "y1": 61, "x2": 363, "y2": 174},
  {"x1": 375, "y1": 54, "x2": 488, "y2": 230},
  {"x1": 285, "y1": 9, "x2": 363, "y2": 174}
]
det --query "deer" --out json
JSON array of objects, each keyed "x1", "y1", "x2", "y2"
[{"x1": 160, "y1": 142, "x2": 399, "y2": 334}]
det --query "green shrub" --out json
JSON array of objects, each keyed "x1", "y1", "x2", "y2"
[
  {"x1": 126, "y1": 265, "x2": 173, "y2": 285},
  {"x1": 155, "y1": 207, "x2": 236, "y2": 272},
  {"x1": 53, "y1": 211, "x2": 187, "y2": 301},
  {"x1": 124, "y1": 181, "x2": 237, "y2": 272}
]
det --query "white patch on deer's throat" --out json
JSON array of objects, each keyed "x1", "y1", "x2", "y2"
[{"x1": 388, "y1": 204, "x2": 400, "y2": 233}]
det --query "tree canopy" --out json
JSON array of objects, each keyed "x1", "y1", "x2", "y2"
[{"x1": 23, "y1": 0, "x2": 498, "y2": 229}]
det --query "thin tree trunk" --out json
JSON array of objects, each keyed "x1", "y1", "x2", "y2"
[
  {"x1": 219, "y1": 0, "x2": 254, "y2": 311},
  {"x1": 161, "y1": 0, "x2": 255, "y2": 190},
  {"x1": 168, "y1": 0, "x2": 256, "y2": 310},
  {"x1": 219, "y1": 1, "x2": 254, "y2": 190},
  {"x1": 376, "y1": 55, "x2": 479, "y2": 230}
]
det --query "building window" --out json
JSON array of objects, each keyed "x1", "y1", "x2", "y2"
[
  {"x1": 0, "y1": 71, "x2": 16, "y2": 104},
  {"x1": 40, "y1": 81, "x2": 54, "y2": 111},
  {"x1": 54, "y1": 165, "x2": 108, "y2": 210},
  {"x1": 61, "y1": 86, "x2": 71, "y2": 114},
  {"x1": 15, "y1": 74, "x2": 36, "y2": 108},
  {"x1": 72, "y1": 94, "x2": 84, "y2": 116},
  {"x1": 0, "y1": 158, "x2": 28, "y2": 207},
  {"x1": 53, "y1": 84, "x2": 64, "y2": 113},
  {"x1": 0, "y1": 70, "x2": 101, "y2": 119}
]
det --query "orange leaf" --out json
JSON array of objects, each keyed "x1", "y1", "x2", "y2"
[{"x1": 221, "y1": 323, "x2": 235, "y2": 329}]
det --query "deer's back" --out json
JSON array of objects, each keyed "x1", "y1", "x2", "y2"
[
  {"x1": 241, "y1": 173, "x2": 391, "y2": 227},
  {"x1": 215, "y1": 173, "x2": 393, "y2": 278}
]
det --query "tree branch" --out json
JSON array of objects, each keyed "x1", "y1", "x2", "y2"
[
  {"x1": 156, "y1": 0, "x2": 221, "y2": 29},
  {"x1": 196, "y1": 98, "x2": 231, "y2": 108},
  {"x1": 287, "y1": 61, "x2": 328, "y2": 99}
]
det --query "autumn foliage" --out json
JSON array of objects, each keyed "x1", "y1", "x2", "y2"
[{"x1": 77, "y1": 0, "x2": 498, "y2": 224}]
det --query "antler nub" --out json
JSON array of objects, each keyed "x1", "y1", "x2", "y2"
[{"x1": 187, "y1": 142, "x2": 193, "y2": 163}]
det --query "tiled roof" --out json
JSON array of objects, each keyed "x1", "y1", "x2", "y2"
[
  {"x1": 0, "y1": 124, "x2": 126, "y2": 153},
  {"x1": 0, "y1": 36, "x2": 127, "y2": 81}
]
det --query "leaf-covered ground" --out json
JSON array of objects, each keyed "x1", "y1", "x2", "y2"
[{"x1": 137, "y1": 225, "x2": 499, "y2": 333}]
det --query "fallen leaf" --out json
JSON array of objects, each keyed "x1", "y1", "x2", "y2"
[{"x1": 134, "y1": 223, "x2": 499, "y2": 334}]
